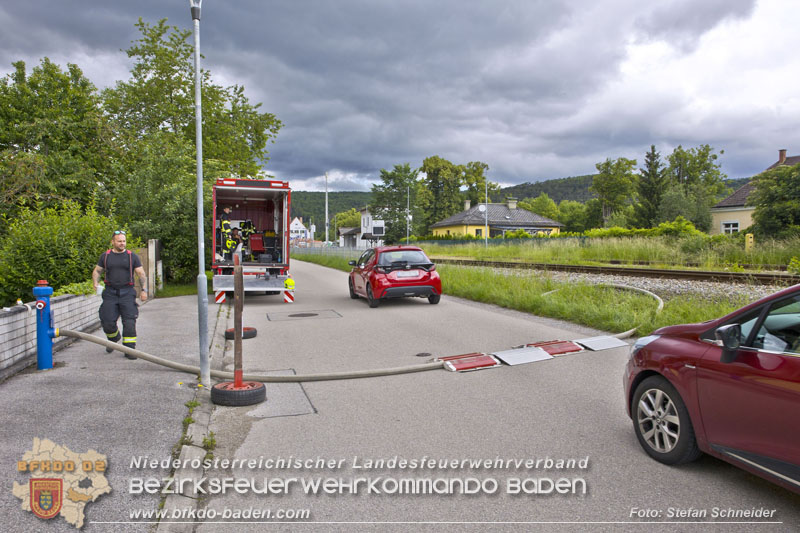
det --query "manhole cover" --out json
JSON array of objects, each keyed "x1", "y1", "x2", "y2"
[
  {"x1": 267, "y1": 309, "x2": 342, "y2": 321},
  {"x1": 415, "y1": 352, "x2": 432, "y2": 358}
]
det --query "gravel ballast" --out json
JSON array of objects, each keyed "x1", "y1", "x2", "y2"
[{"x1": 494, "y1": 267, "x2": 791, "y2": 302}]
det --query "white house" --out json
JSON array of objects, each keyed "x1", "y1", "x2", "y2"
[
  {"x1": 289, "y1": 217, "x2": 310, "y2": 240},
  {"x1": 357, "y1": 207, "x2": 384, "y2": 249}
]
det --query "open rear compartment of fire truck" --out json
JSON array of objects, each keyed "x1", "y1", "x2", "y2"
[{"x1": 212, "y1": 178, "x2": 291, "y2": 294}]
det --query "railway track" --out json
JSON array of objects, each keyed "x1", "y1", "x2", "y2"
[{"x1": 431, "y1": 257, "x2": 800, "y2": 285}]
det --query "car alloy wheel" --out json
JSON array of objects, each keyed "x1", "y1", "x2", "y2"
[
  {"x1": 632, "y1": 376, "x2": 701, "y2": 465},
  {"x1": 428, "y1": 294, "x2": 441, "y2": 304},
  {"x1": 637, "y1": 387, "x2": 680, "y2": 453}
]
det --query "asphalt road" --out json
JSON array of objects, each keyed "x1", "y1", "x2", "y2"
[{"x1": 195, "y1": 259, "x2": 800, "y2": 532}]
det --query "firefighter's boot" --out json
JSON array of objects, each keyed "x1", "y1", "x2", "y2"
[
  {"x1": 123, "y1": 339, "x2": 137, "y2": 360},
  {"x1": 105, "y1": 331, "x2": 121, "y2": 353}
]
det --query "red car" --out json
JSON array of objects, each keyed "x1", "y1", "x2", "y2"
[
  {"x1": 624, "y1": 283, "x2": 800, "y2": 493},
  {"x1": 348, "y1": 246, "x2": 442, "y2": 308}
]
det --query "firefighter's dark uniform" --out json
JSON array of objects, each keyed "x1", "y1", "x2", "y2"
[
  {"x1": 241, "y1": 220, "x2": 255, "y2": 260},
  {"x1": 98, "y1": 249, "x2": 142, "y2": 358}
]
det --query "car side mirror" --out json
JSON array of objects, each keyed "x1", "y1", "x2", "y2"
[
  {"x1": 348, "y1": 260, "x2": 356, "y2": 266},
  {"x1": 715, "y1": 323, "x2": 741, "y2": 363}
]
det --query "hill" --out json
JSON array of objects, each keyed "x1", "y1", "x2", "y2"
[
  {"x1": 497, "y1": 175, "x2": 752, "y2": 204},
  {"x1": 497, "y1": 174, "x2": 596, "y2": 203},
  {"x1": 291, "y1": 191, "x2": 372, "y2": 230}
]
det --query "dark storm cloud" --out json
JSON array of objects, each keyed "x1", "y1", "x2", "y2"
[{"x1": 1, "y1": 1, "x2": 791, "y2": 191}]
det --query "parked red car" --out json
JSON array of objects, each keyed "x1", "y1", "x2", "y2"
[
  {"x1": 624, "y1": 283, "x2": 800, "y2": 493},
  {"x1": 348, "y1": 246, "x2": 442, "y2": 308}
]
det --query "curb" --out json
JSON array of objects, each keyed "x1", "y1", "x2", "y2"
[{"x1": 156, "y1": 303, "x2": 228, "y2": 532}]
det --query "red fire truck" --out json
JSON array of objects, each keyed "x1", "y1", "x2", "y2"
[{"x1": 212, "y1": 177, "x2": 292, "y2": 296}]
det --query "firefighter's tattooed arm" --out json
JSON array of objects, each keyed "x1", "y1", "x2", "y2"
[
  {"x1": 92, "y1": 266, "x2": 103, "y2": 291},
  {"x1": 134, "y1": 265, "x2": 148, "y2": 300}
]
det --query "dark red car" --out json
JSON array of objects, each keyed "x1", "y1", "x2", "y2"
[
  {"x1": 624, "y1": 283, "x2": 800, "y2": 493},
  {"x1": 348, "y1": 246, "x2": 442, "y2": 308}
]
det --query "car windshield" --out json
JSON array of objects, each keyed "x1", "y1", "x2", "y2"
[{"x1": 378, "y1": 250, "x2": 430, "y2": 266}]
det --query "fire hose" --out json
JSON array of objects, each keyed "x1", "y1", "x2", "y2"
[
  {"x1": 55, "y1": 284, "x2": 660, "y2": 381},
  {"x1": 56, "y1": 329, "x2": 444, "y2": 382}
]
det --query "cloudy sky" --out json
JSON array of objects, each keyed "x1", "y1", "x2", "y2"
[{"x1": 2, "y1": 1, "x2": 798, "y2": 191}]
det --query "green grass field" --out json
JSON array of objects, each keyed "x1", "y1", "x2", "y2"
[{"x1": 420, "y1": 236, "x2": 799, "y2": 270}]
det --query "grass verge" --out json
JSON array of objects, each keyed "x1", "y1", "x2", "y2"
[{"x1": 155, "y1": 272, "x2": 214, "y2": 298}]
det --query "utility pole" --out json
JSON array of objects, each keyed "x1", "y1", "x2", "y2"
[
  {"x1": 484, "y1": 179, "x2": 489, "y2": 248},
  {"x1": 325, "y1": 172, "x2": 329, "y2": 245},
  {"x1": 190, "y1": 0, "x2": 209, "y2": 386},
  {"x1": 406, "y1": 184, "x2": 410, "y2": 243}
]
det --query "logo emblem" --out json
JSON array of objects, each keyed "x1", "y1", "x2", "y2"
[{"x1": 30, "y1": 478, "x2": 62, "y2": 520}]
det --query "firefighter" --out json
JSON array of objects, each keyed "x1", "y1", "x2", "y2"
[
  {"x1": 220, "y1": 205, "x2": 235, "y2": 260},
  {"x1": 92, "y1": 230, "x2": 147, "y2": 359},
  {"x1": 240, "y1": 220, "x2": 255, "y2": 260}
]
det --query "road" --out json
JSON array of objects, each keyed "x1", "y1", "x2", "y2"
[{"x1": 196, "y1": 259, "x2": 799, "y2": 531}]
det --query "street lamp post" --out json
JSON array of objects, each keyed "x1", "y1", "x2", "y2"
[
  {"x1": 190, "y1": 0, "x2": 209, "y2": 386},
  {"x1": 406, "y1": 184, "x2": 410, "y2": 243},
  {"x1": 484, "y1": 179, "x2": 488, "y2": 248},
  {"x1": 325, "y1": 172, "x2": 329, "y2": 245},
  {"x1": 406, "y1": 167, "x2": 419, "y2": 244}
]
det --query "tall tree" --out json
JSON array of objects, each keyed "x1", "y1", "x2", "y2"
[
  {"x1": 583, "y1": 198, "x2": 605, "y2": 230},
  {"x1": 420, "y1": 156, "x2": 463, "y2": 232},
  {"x1": 556, "y1": 200, "x2": 587, "y2": 233},
  {"x1": 657, "y1": 184, "x2": 712, "y2": 232},
  {"x1": 590, "y1": 157, "x2": 637, "y2": 223},
  {"x1": 371, "y1": 163, "x2": 419, "y2": 244},
  {"x1": 749, "y1": 162, "x2": 800, "y2": 238},
  {"x1": 662, "y1": 144, "x2": 726, "y2": 231},
  {"x1": 632, "y1": 145, "x2": 668, "y2": 228},
  {"x1": 461, "y1": 161, "x2": 500, "y2": 206},
  {"x1": 519, "y1": 193, "x2": 559, "y2": 221},
  {"x1": 101, "y1": 19, "x2": 281, "y2": 177},
  {"x1": 97, "y1": 19, "x2": 283, "y2": 280},
  {"x1": 333, "y1": 208, "x2": 361, "y2": 229},
  {"x1": 666, "y1": 144, "x2": 726, "y2": 196},
  {"x1": 0, "y1": 58, "x2": 111, "y2": 219}
]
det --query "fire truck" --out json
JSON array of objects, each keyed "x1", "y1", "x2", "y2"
[{"x1": 212, "y1": 177, "x2": 292, "y2": 296}]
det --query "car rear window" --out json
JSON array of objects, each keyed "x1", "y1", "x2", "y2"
[{"x1": 378, "y1": 250, "x2": 430, "y2": 265}]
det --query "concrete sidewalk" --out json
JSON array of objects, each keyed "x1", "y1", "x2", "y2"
[{"x1": 1, "y1": 294, "x2": 224, "y2": 533}]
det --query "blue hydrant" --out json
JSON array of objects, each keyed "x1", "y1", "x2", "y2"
[{"x1": 33, "y1": 280, "x2": 56, "y2": 370}]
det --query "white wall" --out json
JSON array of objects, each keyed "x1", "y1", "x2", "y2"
[{"x1": 0, "y1": 294, "x2": 101, "y2": 382}]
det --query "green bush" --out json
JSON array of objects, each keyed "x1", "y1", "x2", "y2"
[
  {"x1": 0, "y1": 201, "x2": 118, "y2": 306},
  {"x1": 678, "y1": 234, "x2": 710, "y2": 255},
  {"x1": 789, "y1": 257, "x2": 800, "y2": 275},
  {"x1": 653, "y1": 216, "x2": 702, "y2": 237},
  {"x1": 54, "y1": 279, "x2": 95, "y2": 297}
]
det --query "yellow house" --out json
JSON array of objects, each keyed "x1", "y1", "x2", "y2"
[
  {"x1": 430, "y1": 198, "x2": 563, "y2": 237},
  {"x1": 710, "y1": 148, "x2": 800, "y2": 235},
  {"x1": 710, "y1": 182, "x2": 756, "y2": 235}
]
